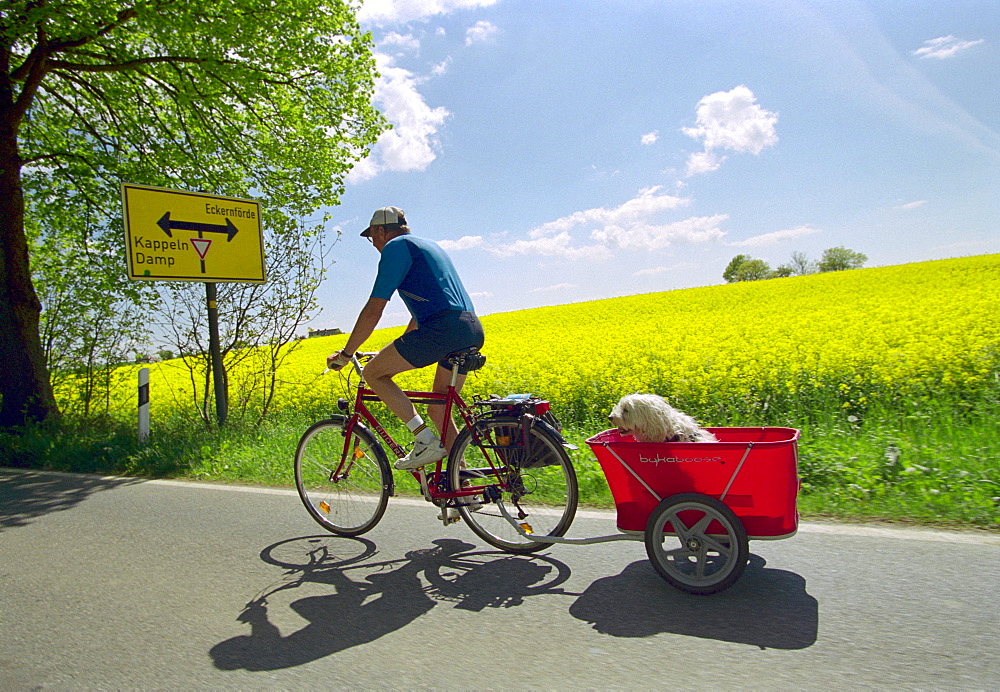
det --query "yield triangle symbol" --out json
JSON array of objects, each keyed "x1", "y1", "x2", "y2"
[{"x1": 190, "y1": 238, "x2": 212, "y2": 260}]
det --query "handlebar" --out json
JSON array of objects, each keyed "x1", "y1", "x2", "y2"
[{"x1": 323, "y1": 351, "x2": 379, "y2": 375}]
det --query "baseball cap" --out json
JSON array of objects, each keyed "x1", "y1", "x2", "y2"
[{"x1": 361, "y1": 206, "x2": 406, "y2": 236}]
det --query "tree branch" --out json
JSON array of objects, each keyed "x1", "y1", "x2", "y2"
[
  {"x1": 43, "y1": 8, "x2": 139, "y2": 54},
  {"x1": 46, "y1": 55, "x2": 210, "y2": 73}
]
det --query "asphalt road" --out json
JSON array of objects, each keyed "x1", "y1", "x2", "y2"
[{"x1": 1, "y1": 468, "x2": 998, "y2": 689}]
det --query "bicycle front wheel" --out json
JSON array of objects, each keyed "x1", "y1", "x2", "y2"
[
  {"x1": 447, "y1": 416, "x2": 578, "y2": 554},
  {"x1": 294, "y1": 415, "x2": 392, "y2": 536}
]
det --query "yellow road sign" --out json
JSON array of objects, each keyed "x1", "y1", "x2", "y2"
[{"x1": 122, "y1": 184, "x2": 265, "y2": 282}]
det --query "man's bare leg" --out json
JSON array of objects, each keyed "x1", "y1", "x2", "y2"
[
  {"x1": 362, "y1": 344, "x2": 418, "y2": 423},
  {"x1": 428, "y1": 364, "x2": 466, "y2": 452}
]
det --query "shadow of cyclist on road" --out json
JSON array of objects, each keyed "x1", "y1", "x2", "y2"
[{"x1": 211, "y1": 537, "x2": 573, "y2": 671}]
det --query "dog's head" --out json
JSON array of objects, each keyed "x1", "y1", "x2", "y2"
[{"x1": 608, "y1": 393, "x2": 671, "y2": 441}]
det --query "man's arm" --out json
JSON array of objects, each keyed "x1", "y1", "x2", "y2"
[
  {"x1": 342, "y1": 297, "x2": 389, "y2": 354},
  {"x1": 326, "y1": 297, "x2": 390, "y2": 371}
]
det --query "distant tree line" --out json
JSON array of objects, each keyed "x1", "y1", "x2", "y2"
[{"x1": 723, "y1": 247, "x2": 868, "y2": 283}]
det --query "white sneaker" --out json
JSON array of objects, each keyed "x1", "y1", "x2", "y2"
[
  {"x1": 395, "y1": 439, "x2": 447, "y2": 470},
  {"x1": 458, "y1": 497, "x2": 483, "y2": 512}
]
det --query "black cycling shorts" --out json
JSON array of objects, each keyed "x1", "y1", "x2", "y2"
[{"x1": 394, "y1": 310, "x2": 485, "y2": 374}]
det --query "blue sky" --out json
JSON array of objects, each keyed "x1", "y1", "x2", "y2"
[{"x1": 309, "y1": 0, "x2": 999, "y2": 332}]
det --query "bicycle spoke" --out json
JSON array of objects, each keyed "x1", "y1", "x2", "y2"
[
  {"x1": 294, "y1": 417, "x2": 390, "y2": 536},
  {"x1": 447, "y1": 417, "x2": 577, "y2": 554}
]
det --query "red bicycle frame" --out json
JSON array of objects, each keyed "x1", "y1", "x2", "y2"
[{"x1": 336, "y1": 363, "x2": 498, "y2": 504}]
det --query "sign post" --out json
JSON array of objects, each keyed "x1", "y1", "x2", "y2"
[
  {"x1": 122, "y1": 184, "x2": 265, "y2": 427},
  {"x1": 205, "y1": 282, "x2": 228, "y2": 425}
]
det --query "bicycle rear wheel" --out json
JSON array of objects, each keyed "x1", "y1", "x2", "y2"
[
  {"x1": 447, "y1": 416, "x2": 577, "y2": 554},
  {"x1": 294, "y1": 415, "x2": 392, "y2": 536}
]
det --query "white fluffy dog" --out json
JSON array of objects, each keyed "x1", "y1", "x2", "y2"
[{"x1": 608, "y1": 393, "x2": 718, "y2": 443}]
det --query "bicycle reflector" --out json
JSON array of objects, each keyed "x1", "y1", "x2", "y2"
[
  {"x1": 319, "y1": 501, "x2": 331, "y2": 514},
  {"x1": 534, "y1": 401, "x2": 550, "y2": 416}
]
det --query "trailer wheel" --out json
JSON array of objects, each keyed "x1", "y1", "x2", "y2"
[{"x1": 644, "y1": 492, "x2": 749, "y2": 595}]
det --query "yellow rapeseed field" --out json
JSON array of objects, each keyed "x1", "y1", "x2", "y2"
[{"x1": 105, "y1": 254, "x2": 1000, "y2": 426}]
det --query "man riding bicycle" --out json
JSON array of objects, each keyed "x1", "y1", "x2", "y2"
[{"x1": 327, "y1": 207, "x2": 485, "y2": 470}]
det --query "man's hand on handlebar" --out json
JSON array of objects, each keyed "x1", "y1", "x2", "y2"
[{"x1": 326, "y1": 350, "x2": 353, "y2": 371}]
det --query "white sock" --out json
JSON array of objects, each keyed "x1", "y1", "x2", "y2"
[{"x1": 406, "y1": 415, "x2": 438, "y2": 444}]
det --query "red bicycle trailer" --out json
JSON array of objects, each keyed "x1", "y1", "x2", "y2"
[{"x1": 495, "y1": 426, "x2": 801, "y2": 594}]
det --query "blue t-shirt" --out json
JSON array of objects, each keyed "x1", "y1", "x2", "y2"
[{"x1": 370, "y1": 235, "x2": 475, "y2": 325}]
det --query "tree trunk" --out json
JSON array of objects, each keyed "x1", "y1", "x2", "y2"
[{"x1": 0, "y1": 108, "x2": 61, "y2": 428}]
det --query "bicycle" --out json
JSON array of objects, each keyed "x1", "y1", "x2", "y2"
[{"x1": 293, "y1": 347, "x2": 579, "y2": 554}]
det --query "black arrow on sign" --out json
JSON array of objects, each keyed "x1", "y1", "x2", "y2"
[{"x1": 157, "y1": 212, "x2": 239, "y2": 241}]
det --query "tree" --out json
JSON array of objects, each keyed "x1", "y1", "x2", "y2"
[
  {"x1": 818, "y1": 247, "x2": 868, "y2": 272},
  {"x1": 736, "y1": 258, "x2": 773, "y2": 281},
  {"x1": 153, "y1": 214, "x2": 333, "y2": 425},
  {"x1": 1, "y1": 0, "x2": 386, "y2": 428},
  {"x1": 723, "y1": 254, "x2": 773, "y2": 282},
  {"x1": 31, "y1": 214, "x2": 155, "y2": 419},
  {"x1": 789, "y1": 251, "x2": 815, "y2": 275},
  {"x1": 723, "y1": 254, "x2": 751, "y2": 283}
]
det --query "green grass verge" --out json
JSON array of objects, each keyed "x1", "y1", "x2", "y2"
[{"x1": 3, "y1": 398, "x2": 997, "y2": 531}]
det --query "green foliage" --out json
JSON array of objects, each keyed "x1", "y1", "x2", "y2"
[
  {"x1": 13, "y1": 0, "x2": 386, "y2": 214},
  {"x1": 1, "y1": 0, "x2": 387, "y2": 427},
  {"x1": 723, "y1": 254, "x2": 751, "y2": 283},
  {"x1": 28, "y1": 213, "x2": 159, "y2": 417},
  {"x1": 795, "y1": 402, "x2": 1000, "y2": 526},
  {"x1": 724, "y1": 254, "x2": 774, "y2": 282},
  {"x1": 735, "y1": 257, "x2": 773, "y2": 281},
  {"x1": 818, "y1": 246, "x2": 868, "y2": 272}
]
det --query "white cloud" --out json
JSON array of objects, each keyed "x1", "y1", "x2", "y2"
[
  {"x1": 379, "y1": 31, "x2": 420, "y2": 51},
  {"x1": 490, "y1": 231, "x2": 609, "y2": 261},
  {"x1": 683, "y1": 85, "x2": 778, "y2": 176},
  {"x1": 348, "y1": 54, "x2": 449, "y2": 182},
  {"x1": 528, "y1": 186, "x2": 690, "y2": 238},
  {"x1": 489, "y1": 187, "x2": 727, "y2": 259},
  {"x1": 591, "y1": 215, "x2": 729, "y2": 251},
  {"x1": 633, "y1": 262, "x2": 698, "y2": 276},
  {"x1": 894, "y1": 200, "x2": 927, "y2": 210},
  {"x1": 469, "y1": 291, "x2": 493, "y2": 299},
  {"x1": 913, "y1": 36, "x2": 985, "y2": 60},
  {"x1": 437, "y1": 235, "x2": 484, "y2": 251},
  {"x1": 641, "y1": 130, "x2": 659, "y2": 145},
  {"x1": 465, "y1": 20, "x2": 499, "y2": 46},
  {"x1": 684, "y1": 150, "x2": 722, "y2": 176},
  {"x1": 633, "y1": 266, "x2": 669, "y2": 276},
  {"x1": 729, "y1": 225, "x2": 821, "y2": 248},
  {"x1": 431, "y1": 56, "x2": 452, "y2": 75},
  {"x1": 358, "y1": 0, "x2": 499, "y2": 25},
  {"x1": 530, "y1": 283, "x2": 576, "y2": 293}
]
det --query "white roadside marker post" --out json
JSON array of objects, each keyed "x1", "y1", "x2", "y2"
[{"x1": 138, "y1": 367, "x2": 150, "y2": 443}]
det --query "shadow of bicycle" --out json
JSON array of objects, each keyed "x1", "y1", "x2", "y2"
[
  {"x1": 210, "y1": 535, "x2": 575, "y2": 671},
  {"x1": 569, "y1": 554, "x2": 818, "y2": 650}
]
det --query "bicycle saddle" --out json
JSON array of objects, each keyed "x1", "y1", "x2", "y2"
[{"x1": 445, "y1": 346, "x2": 486, "y2": 371}]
